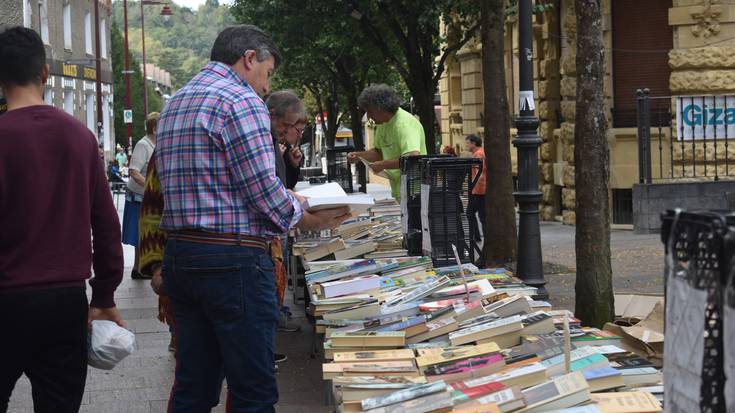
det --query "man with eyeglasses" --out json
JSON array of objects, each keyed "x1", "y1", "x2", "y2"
[{"x1": 267, "y1": 90, "x2": 305, "y2": 190}]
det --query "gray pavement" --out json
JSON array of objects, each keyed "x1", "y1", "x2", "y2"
[{"x1": 7, "y1": 201, "x2": 665, "y2": 412}]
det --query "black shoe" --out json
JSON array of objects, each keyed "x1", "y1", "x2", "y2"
[
  {"x1": 274, "y1": 353, "x2": 288, "y2": 363},
  {"x1": 131, "y1": 269, "x2": 151, "y2": 280}
]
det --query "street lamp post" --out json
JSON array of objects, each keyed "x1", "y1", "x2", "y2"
[
  {"x1": 123, "y1": 0, "x2": 133, "y2": 149},
  {"x1": 93, "y1": 0, "x2": 103, "y2": 147},
  {"x1": 513, "y1": 0, "x2": 547, "y2": 299},
  {"x1": 140, "y1": 1, "x2": 172, "y2": 116}
]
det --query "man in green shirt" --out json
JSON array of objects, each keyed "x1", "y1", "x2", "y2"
[{"x1": 347, "y1": 84, "x2": 426, "y2": 200}]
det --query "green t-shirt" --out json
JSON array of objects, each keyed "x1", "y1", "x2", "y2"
[{"x1": 373, "y1": 108, "x2": 427, "y2": 199}]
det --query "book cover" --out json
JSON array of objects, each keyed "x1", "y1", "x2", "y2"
[
  {"x1": 449, "y1": 315, "x2": 524, "y2": 346},
  {"x1": 361, "y1": 381, "x2": 447, "y2": 410},
  {"x1": 451, "y1": 380, "x2": 507, "y2": 403},
  {"x1": 520, "y1": 371, "x2": 590, "y2": 412},
  {"x1": 416, "y1": 342, "x2": 501, "y2": 370},
  {"x1": 590, "y1": 391, "x2": 662, "y2": 413},
  {"x1": 333, "y1": 349, "x2": 415, "y2": 363},
  {"x1": 363, "y1": 390, "x2": 453, "y2": 413}
]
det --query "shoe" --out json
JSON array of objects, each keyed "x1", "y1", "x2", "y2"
[
  {"x1": 274, "y1": 353, "x2": 288, "y2": 363},
  {"x1": 131, "y1": 269, "x2": 151, "y2": 280},
  {"x1": 277, "y1": 314, "x2": 301, "y2": 332}
]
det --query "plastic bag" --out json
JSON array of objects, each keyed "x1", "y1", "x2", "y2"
[{"x1": 87, "y1": 320, "x2": 136, "y2": 370}]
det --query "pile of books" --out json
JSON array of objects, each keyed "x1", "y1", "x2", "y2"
[
  {"x1": 305, "y1": 258, "x2": 664, "y2": 413},
  {"x1": 293, "y1": 199, "x2": 407, "y2": 263}
]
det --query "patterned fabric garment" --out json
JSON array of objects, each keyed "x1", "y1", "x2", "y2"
[
  {"x1": 155, "y1": 61, "x2": 303, "y2": 237},
  {"x1": 138, "y1": 153, "x2": 173, "y2": 325}
]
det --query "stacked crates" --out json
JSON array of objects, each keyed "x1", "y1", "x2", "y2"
[
  {"x1": 400, "y1": 154, "x2": 449, "y2": 255},
  {"x1": 420, "y1": 157, "x2": 482, "y2": 266},
  {"x1": 326, "y1": 147, "x2": 354, "y2": 193}
]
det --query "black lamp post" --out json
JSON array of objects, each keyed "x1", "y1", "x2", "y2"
[{"x1": 513, "y1": 0, "x2": 547, "y2": 299}]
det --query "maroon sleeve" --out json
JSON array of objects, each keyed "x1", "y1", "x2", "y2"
[{"x1": 88, "y1": 148, "x2": 124, "y2": 308}]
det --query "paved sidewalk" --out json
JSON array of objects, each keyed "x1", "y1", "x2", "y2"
[{"x1": 7, "y1": 204, "x2": 664, "y2": 412}]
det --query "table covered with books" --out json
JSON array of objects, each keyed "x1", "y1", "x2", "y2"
[{"x1": 290, "y1": 195, "x2": 665, "y2": 413}]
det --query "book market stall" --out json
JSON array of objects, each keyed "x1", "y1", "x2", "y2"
[{"x1": 282, "y1": 155, "x2": 697, "y2": 413}]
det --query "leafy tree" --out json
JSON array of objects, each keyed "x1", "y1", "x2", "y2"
[
  {"x1": 347, "y1": 0, "x2": 480, "y2": 153},
  {"x1": 232, "y1": 0, "x2": 399, "y2": 190},
  {"x1": 574, "y1": 0, "x2": 613, "y2": 327}
]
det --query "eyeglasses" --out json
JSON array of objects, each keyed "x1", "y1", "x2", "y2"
[{"x1": 283, "y1": 121, "x2": 305, "y2": 136}]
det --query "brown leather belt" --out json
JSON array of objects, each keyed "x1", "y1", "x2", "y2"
[{"x1": 168, "y1": 230, "x2": 269, "y2": 250}]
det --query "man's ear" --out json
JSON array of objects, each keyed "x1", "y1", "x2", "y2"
[
  {"x1": 41, "y1": 64, "x2": 49, "y2": 85},
  {"x1": 242, "y1": 50, "x2": 255, "y2": 71}
]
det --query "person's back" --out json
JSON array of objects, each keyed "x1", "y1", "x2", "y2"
[
  {"x1": 0, "y1": 26, "x2": 124, "y2": 412},
  {"x1": 0, "y1": 106, "x2": 119, "y2": 285}
]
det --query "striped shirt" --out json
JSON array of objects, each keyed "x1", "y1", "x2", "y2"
[{"x1": 156, "y1": 62, "x2": 303, "y2": 237}]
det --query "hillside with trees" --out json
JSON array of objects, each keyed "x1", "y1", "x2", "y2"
[{"x1": 111, "y1": 0, "x2": 234, "y2": 89}]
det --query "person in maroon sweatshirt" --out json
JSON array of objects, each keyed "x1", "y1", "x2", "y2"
[{"x1": 0, "y1": 27, "x2": 125, "y2": 412}]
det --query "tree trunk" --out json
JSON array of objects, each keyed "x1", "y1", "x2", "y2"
[
  {"x1": 411, "y1": 88, "x2": 438, "y2": 154},
  {"x1": 481, "y1": 0, "x2": 518, "y2": 264},
  {"x1": 574, "y1": 0, "x2": 614, "y2": 327}
]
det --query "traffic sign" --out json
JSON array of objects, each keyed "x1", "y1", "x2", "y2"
[{"x1": 123, "y1": 109, "x2": 133, "y2": 124}]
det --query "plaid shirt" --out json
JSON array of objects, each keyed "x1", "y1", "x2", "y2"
[{"x1": 156, "y1": 62, "x2": 302, "y2": 237}]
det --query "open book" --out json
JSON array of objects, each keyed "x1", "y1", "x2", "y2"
[
  {"x1": 297, "y1": 182, "x2": 375, "y2": 213},
  {"x1": 359, "y1": 157, "x2": 391, "y2": 179}
]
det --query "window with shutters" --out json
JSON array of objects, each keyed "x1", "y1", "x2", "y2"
[{"x1": 611, "y1": 0, "x2": 673, "y2": 127}]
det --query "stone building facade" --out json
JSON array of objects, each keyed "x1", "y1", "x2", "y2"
[
  {"x1": 0, "y1": 0, "x2": 115, "y2": 158},
  {"x1": 439, "y1": 0, "x2": 735, "y2": 225}
]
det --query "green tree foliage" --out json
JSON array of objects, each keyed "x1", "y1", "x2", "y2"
[
  {"x1": 111, "y1": 0, "x2": 234, "y2": 88},
  {"x1": 231, "y1": 1, "x2": 398, "y2": 148},
  {"x1": 111, "y1": 21, "x2": 162, "y2": 148},
  {"x1": 347, "y1": 0, "x2": 481, "y2": 153}
]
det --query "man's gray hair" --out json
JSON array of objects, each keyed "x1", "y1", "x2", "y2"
[
  {"x1": 358, "y1": 84, "x2": 402, "y2": 113},
  {"x1": 210, "y1": 25, "x2": 282, "y2": 68},
  {"x1": 266, "y1": 90, "x2": 305, "y2": 119}
]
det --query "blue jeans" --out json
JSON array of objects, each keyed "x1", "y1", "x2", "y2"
[{"x1": 163, "y1": 239, "x2": 279, "y2": 413}]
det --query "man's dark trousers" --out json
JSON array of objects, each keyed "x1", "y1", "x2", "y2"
[
  {"x1": 0, "y1": 287, "x2": 88, "y2": 413},
  {"x1": 163, "y1": 239, "x2": 279, "y2": 412}
]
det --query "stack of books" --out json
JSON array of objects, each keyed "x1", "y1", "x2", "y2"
[{"x1": 301, "y1": 256, "x2": 663, "y2": 413}]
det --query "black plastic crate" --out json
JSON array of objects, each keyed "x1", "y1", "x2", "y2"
[
  {"x1": 326, "y1": 146, "x2": 354, "y2": 193},
  {"x1": 400, "y1": 154, "x2": 449, "y2": 255},
  {"x1": 420, "y1": 157, "x2": 482, "y2": 266},
  {"x1": 660, "y1": 209, "x2": 735, "y2": 412}
]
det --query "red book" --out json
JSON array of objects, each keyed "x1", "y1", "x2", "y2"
[{"x1": 451, "y1": 380, "x2": 507, "y2": 402}]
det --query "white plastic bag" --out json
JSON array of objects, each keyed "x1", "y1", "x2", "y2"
[{"x1": 87, "y1": 320, "x2": 136, "y2": 370}]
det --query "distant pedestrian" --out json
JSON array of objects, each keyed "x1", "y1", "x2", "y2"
[
  {"x1": 0, "y1": 26, "x2": 124, "y2": 411},
  {"x1": 122, "y1": 112, "x2": 158, "y2": 279},
  {"x1": 347, "y1": 84, "x2": 427, "y2": 200},
  {"x1": 156, "y1": 25, "x2": 350, "y2": 412},
  {"x1": 115, "y1": 144, "x2": 128, "y2": 167},
  {"x1": 465, "y1": 134, "x2": 487, "y2": 240}
]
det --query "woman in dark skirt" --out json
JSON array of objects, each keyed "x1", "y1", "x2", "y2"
[{"x1": 122, "y1": 112, "x2": 158, "y2": 279}]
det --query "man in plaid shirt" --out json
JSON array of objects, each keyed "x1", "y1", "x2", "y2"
[{"x1": 156, "y1": 25, "x2": 350, "y2": 412}]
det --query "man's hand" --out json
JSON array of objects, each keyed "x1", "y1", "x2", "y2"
[
  {"x1": 288, "y1": 147, "x2": 303, "y2": 167},
  {"x1": 278, "y1": 143, "x2": 287, "y2": 156},
  {"x1": 347, "y1": 152, "x2": 359, "y2": 164},
  {"x1": 150, "y1": 266, "x2": 164, "y2": 295},
  {"x1": 297, "y1": 207, "x2": 352, "y2": 231},
  {"x1": 370, "y1": 161, "x2": 386, "y2": 174},
  {"x1": 88, "y1": 306, "x2": 126, "y2": 328},
  {"x1": 288, "y1": 189, "x2": 307, "y2": 204}
]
